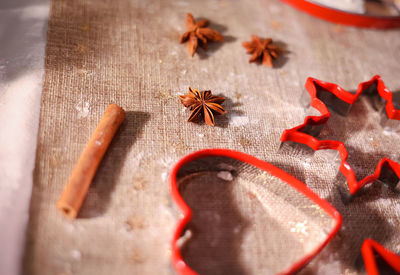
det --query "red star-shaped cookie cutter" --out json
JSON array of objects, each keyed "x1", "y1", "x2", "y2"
[
  {"x1": 169, "y1": 149, "x2": 342, "y2": 275},
  {"x1": 281, "y1": 75, "x2": 400, "y2": 195},
  {"x1": 361, "y1": 238, "x2": 400, "y2": 274}
]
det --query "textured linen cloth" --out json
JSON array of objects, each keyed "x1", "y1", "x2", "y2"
[
  {"x1": 24, "y1": 0, "x2": 400, "y2": 274},
  {"x1": 0, "y1": 0, "x2": 49, "y2": 274}
]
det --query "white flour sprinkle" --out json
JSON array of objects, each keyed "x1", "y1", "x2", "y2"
[
  {"x1": 70, "y1": 249, "x2": 82, "y2": 260},
  {"x1": 64, "y1": 223, "x2": 75, "y2": 233},
  {"x1": 217, "y1": 163, "x2": 235, "y2": 171},
  {"x1": 161, "y1": 171, "x2": 168, "y2": 182},
  {"x1": 229, "y1": 115, "x2": 249, "y2": 127},
  {"x1": 268, "y1": 4, "x2": 281, "y2": 13},
  {"x1": 176, "y1": 229, "x2": 192, "y2": 248},
  {"x1": 217, "y1": 171, "x2": 233, "y2": 181},
  {"x1": 251, "y1": 118, "x2": 260, "y2": 125},
  {"x1": 75, "y1": 100, "x2": 90, "y2": 118}
]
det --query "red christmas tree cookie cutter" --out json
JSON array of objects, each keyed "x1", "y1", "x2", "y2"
[
  {"x1": 169, "y1": 149, "x2": 342, "y2": 275},
  {"x1": 281, "y1": 75, "x2": 400, "y2": 195},
  {"x1": 361, "y1": 238, "x2": 400, "y2": 275}
]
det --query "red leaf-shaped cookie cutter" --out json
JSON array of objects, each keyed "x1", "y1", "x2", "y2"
[
  {"x1": 361, "y1": 238, "x2": 400, "y2": 275},
  {"x1": 281, "y1": 76, "x2": 400, "y2": 195},
  {"x1": 169, "y1": 149, "x2": 342, "y2": 275}
]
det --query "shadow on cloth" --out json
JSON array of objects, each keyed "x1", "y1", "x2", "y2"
[
  {"x1": 216, "y1": 96, "x2": 244, "y2": 128},
  {"x1": 178, "y1": 174, "x2": 249, "y2": 275},
  {"x1": 274, "y1": 160, "x2": 399, "y2": 275},
  {"x1": 78, "y1": 111, "x2": 150, "y2": 218},
  {"x1": 272, "y1": 155, "x2": 399, "y2": 274},
  {"x1": 195, "y1": 19, "x2": 236, "y2": 60}
]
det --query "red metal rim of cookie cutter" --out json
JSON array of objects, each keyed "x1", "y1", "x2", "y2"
[
  {"x1": 281, "y1": 75, "x2": 400, "y2": 195},
  {"x1": 169, "y1": 149, "x2": 342, "y2": 275},
  {"x1": 281, "y1": 75, "x2": 400, "y2": 194},
  {"x1": 361, "y1": 239, "x2": 400, "y2": 274},
  {"x1": 280, "y1": 0, "x2": 400, "y2": 29}
]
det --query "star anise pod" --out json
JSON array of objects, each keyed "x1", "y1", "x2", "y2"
[
  {"x1": 180, "y1": 13, "x2": 224, "y2": 57},
  {"x1": 242, "y1": 35, "x2": 281, "y2": 67},
  {"x1": 179, "y1": 87, "x2": 226, "y2": 127}
]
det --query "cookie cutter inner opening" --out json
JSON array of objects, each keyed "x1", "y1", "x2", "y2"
[{"x1": 174, "y1": 156, "x2": 338, "y2": 274}]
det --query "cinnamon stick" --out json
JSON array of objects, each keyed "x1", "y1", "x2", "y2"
[{"x1": 57, "y1": 104, "x2": 125, "y2": 218}]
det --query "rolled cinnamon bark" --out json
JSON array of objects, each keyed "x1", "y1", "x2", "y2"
[{"x1": 57, "y1": 104, "x2": 125, "y2": 218}]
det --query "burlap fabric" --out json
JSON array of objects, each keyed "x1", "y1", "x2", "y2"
[{"x1": 23, "y1": 0, "x2": 400, "y2": 274}]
